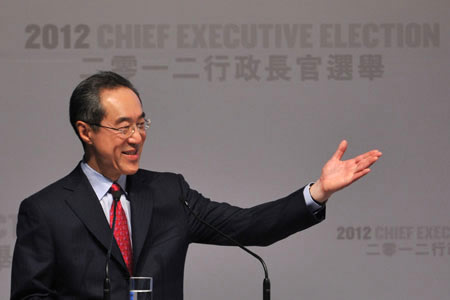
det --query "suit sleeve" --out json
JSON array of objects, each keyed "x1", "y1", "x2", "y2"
[
  {"x1": 177, "y1": 174, "x2": 325, "y2": 246},
  {"x1": 11, "y1": 198, "x2": 56, "y2": 300}
]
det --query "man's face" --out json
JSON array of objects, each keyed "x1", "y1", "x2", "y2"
[{"x1": 86, "y1": 87, "x2": 146, "y2": 181}]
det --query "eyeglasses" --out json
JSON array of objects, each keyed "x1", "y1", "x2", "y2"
[{"x1": 89, "y1": 118, "x2": 151, "y2": 138}]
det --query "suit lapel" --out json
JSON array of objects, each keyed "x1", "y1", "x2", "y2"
[
  {"x1": 127, "y1": 171, "x2": 154, "y2": 272},
  {"x1": 63, "y1": 165, "x2": 128, "y2": 273}
]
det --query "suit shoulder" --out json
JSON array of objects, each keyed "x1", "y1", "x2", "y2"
[{"x1": 22, "y1": 166, "x2": 82, "y2": 206}]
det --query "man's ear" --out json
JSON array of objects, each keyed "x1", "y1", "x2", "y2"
[{"x1": 76, "y1": 121, "x2": 94, "y2": 145}]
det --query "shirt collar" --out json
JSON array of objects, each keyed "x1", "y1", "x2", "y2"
[{"x1": 80, "y1": 161, "x2": 127, "y2": 200}]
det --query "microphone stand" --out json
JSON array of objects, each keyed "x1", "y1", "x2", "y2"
[
  {"x1": 179, "y1": 197, "x2": 271, "y2": 300},
  {"x1": 104, "y1": 191, "x2": 121, "y2": 300}
]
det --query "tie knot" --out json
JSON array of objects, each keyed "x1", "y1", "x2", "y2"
[
  {"x1": 110, "y1": 183, "x2": 121, "y2": 193},
  {"x1": 109, "y1": 183, "x2": 122, "y2": 201}
]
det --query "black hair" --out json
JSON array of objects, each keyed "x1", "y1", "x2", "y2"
[{"x1": 69, "y1": 71, "x2": 141, "y2": 145}]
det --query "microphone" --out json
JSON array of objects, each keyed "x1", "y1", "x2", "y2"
[
  {"x1": 104, "y1": 185, "x2": 122, "y2": 300},
  {"x1": 179, "y1": 196, "x2": 271, "y2": 300}
]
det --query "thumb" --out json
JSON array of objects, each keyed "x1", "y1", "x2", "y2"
[{"x1": 332, "y1": 140, "x2": 348, "y2": 160}]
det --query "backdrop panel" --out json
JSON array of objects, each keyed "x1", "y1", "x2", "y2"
[{"x1": 1, "y1": 0, "x2": 449, "y2": 299}]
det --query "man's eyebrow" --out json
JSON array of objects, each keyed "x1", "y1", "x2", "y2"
[{"x1": 114, "y1": 112, "x2": 146, "y2": 125}]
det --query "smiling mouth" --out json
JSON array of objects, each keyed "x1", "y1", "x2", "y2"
[{"x1": 122, "y1": 149, "x2": 138, "y2": 155}]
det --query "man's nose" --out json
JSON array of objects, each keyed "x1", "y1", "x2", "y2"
[{"x1": 128, "y1": 125, "x2": 144, "y2": 143}]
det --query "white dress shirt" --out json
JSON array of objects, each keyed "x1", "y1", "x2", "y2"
[{"x1": 81, "y1": 162, "x2": 133, "y2": 244}]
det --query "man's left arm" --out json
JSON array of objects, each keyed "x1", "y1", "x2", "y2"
[{"x1": 182, "y1": 140, "x2": 381, "y2": 246}]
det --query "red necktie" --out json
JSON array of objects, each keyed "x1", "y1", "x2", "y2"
[{"x1": 109, "y1": 183, "x2": 133, "y2": 275}]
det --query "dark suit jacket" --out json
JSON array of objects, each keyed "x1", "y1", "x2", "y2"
[{"x1": 11, "y1": 164, "x2": 325, "y2": 300}]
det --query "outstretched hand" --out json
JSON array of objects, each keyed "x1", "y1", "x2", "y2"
[{"x1": 309, "y1": 140, "x2": 382, "y2": 203}]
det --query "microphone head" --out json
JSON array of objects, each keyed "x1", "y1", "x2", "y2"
[
  {"x1": 111, "y1": 191, "x2": 121, "y2": 201},
  {"x1": 178, "y1": 196, "x2": 190, "y2": 208}
]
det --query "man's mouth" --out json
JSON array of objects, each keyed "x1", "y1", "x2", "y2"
[{"x1": 122, "y1": 149, "x2": 138, "y2": 156}]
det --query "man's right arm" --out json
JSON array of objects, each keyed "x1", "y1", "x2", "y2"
[{"x1": 11, "y1": 198, "x2": 56, "y2": 300}]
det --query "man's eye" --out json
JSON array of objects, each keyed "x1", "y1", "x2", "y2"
[
  {"x1": 136, "y1": 122, "x2": 145, "y2": 128},
  {"x1": 119, "y1": 125, "x2": 131, "y2": 131}
]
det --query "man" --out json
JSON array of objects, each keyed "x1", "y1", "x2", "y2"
[{"x1": 11, "y1": 71, "x2": 381, "y2": 299}]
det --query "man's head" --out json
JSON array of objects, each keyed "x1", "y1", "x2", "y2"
[{"x1": 70, "y1": 71, "x2": 148, "y2": 180}]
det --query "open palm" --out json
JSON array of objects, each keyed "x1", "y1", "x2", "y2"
[{"x1": 310, "y1": 140, "x2": 382, "y2": 203}]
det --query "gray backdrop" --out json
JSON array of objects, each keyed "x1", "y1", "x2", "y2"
[{"x1": 1, "y1": 0, "x2": 449, "y2": 299}]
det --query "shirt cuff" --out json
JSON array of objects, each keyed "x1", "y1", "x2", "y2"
[{"x1": 303, "y1": 182, "x2": 324, "y2": 213}]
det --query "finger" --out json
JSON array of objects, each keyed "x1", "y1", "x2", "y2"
[
  {"x1": 354, "y1": 149, "x2": 382, "y2": 163},
  {"x1": 352, "y1": 168, "x2": 371, "y2": 182},
  {"x1": 356, "y1": 156, "x2": 379, "y2": 171},
  {"x1": 332, "y1": 140, "x2": 348, "y2": 160}
]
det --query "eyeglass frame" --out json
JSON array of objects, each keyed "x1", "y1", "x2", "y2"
[{"x1": 87, "y1": 118, "x2": 151, "y2": 138}]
